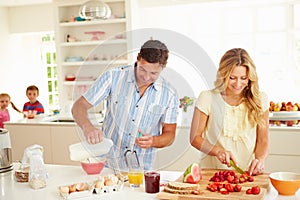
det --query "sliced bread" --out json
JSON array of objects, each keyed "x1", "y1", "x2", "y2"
[
  {"x1": 167, "y1": 181, "x2": 200, "y2": 190},
  {"x1": 163, "y1": 187, "x2": 195, "y2": 195}
]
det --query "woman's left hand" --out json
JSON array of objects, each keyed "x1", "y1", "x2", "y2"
[
  {"x1": 248, "y1": 158, "x2": 265, "y2": 175},
  {"x1": 135, "y1": 132, "x2": 153, "y2": 149}
]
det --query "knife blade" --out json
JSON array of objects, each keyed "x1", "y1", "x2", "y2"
[{"x1": 230, "y1": 160, "x2": 246, "y2": 174}]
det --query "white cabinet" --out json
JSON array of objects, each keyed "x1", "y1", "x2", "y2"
[
  {"x1": 54, "y1": 0, "x2": 130, "y2": 110},
  {"x1": 265, "y1": 127, "x2": 300, "y2": 173}
]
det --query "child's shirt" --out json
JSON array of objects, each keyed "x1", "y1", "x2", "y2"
[
  {"x1": 0, "y1": 109, "x2": 10, "y2": 128},
  {"x1": 23, "y1": 100, "x2": 44, "y2": 114}
]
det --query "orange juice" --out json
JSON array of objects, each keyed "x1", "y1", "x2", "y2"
[{"x1": 128, "y1": 171, "x2": 143, "y2": 187}]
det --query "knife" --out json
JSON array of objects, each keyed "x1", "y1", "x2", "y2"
[{"x1": 230, "y1": 160, "x2": 246, "y2": 174}]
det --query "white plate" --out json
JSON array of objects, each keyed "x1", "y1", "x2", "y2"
[{"x1": 69, "y1": 138, "x2": 113, "y2": 161}]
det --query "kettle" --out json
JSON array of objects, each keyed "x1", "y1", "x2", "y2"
[{"x1": 0, "y1": 128, "x2": 13, "y2": 173}]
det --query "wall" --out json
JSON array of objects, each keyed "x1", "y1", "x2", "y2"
[
  {"x1": 0, "y1": 4, "x2": 54, "y2": 118},
  {"x1": 8, "y1": 4, "x2": 54, "y2": 33}
]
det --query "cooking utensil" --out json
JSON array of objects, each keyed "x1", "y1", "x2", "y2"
[
  {"x1": 69, "y1": 138, "x2": 113, "y2": 161},
  {"x1": 230, "y1": 159, "x2": 246, "y2": 174},
  {"x1": 0, "y1": 129, "x2": 13, "y2": 173}
]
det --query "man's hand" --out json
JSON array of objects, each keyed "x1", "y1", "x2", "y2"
[
  {"x1": 135, "y1": 132, "x2": 153, "y2": 149},
  {"x1": 83, "y1": 125, "x2": 103, "y2": 144}
]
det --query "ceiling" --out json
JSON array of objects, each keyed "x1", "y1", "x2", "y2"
[
  {"x1": 0, "y1": 0, "x2": 51, "y2": 7},
  {"x1": 0, "y1": 0, "x2": 291, "y2": 7}
]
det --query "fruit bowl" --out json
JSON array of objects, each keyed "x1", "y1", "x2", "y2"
[
  {"x1": 81, "y1": 157, "x2": 106, "y2": 175},
  {"x1": 269, "y1": 172, "x2": 300, "y2": 196}
]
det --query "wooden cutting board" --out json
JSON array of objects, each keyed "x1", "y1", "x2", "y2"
[{"x1": 157, "y1": 169, "x2": 270, "y2": 200}]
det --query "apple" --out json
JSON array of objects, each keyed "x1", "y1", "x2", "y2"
[
  {"x1": 295, "y1": 103, "x2": 300, "y2": 111},
  {"x1": 275, "y1": 120, "x2": 281, "y2": 126},
  {"x1": 287, "y1": 121, "x2": 294, "y2": 126},
  {"x1": 286, "y1": 105, "x2": 293, "y2": 111},
  {"x1": 293, "y1": 120, "x2": 299, "y2": 125},
  {"x1": 292, "y1": 104, "x2": 298, "y2": 111},
  {"x1": 273, "y1": 104, "x2": 281, "y2": 112}
]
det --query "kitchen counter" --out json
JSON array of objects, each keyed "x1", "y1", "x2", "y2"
[
  {"x1": 0, "y1": 164, "x2": 299, "y2": 200},
  {"x1": 4, "y1": 113, "x2": 103, "y2": 126}
]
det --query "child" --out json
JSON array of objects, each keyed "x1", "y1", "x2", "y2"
[
  {"x1": 0, "y1": 93, "x2": 23, "y2": 128},
  {"x1": 23, "y1": 85, "x2": 44, "y2": 114}
]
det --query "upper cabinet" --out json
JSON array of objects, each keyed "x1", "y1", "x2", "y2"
[{"x1": 54, "y1": 0, "x2": 131, "y2": 111}]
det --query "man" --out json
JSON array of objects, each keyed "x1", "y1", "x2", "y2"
[{"x1": 72, "y1": 39, "x2": 179, "y2": 170}]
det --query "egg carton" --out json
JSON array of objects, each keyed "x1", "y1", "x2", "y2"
[
  {"x1": 58, "y1": 174, "x2": 124, "y2": 199},
  {"x1": 93, "y1": 174, "x2": 124, "y2": 195},
  {"x1": 58, "y1": 182, "x2": 93, "y2": 200}
]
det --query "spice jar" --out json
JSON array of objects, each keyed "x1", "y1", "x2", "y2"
[{"x1": 15, "y1": 166, "x2": 29, "y2": 182}]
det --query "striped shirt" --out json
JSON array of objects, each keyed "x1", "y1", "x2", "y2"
[
  {"x1": 83, "y1": 64, "x2": 179, "y2": 170},
  {"x1": 23, "y1": 101, "x2": 44, "y2": 114}
]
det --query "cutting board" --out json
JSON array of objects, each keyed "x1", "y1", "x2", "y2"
[{"x1": 157, "y1": 169, "x2": 270, "y2": 200}]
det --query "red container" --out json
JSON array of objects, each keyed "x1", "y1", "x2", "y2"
[{"x1": 80, "y1": 160, "x2": 105, "y2": 175}]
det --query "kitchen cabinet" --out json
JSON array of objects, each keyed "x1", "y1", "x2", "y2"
[
  {"x1": 6, "y1": 123, "x2": 81, "y2": 165},
  {"x1": 6, "y1": 125, "x2": 53, "y2": 164},
  {"x1": 54, "y1": 0, "x2": 130, "y2": 111},
  {"x1": 266, "y1": 127, "x2": 300, "y2": 173}
]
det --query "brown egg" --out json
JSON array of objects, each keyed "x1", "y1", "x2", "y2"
[
  {"x1": 68, "y1": 184, "x2": 76, "y2": 193},
  {"x1": 95, "y1": 180, "x2": 104, "y2": 189},
  {"x1": 76, "y1": 183, "x2": 86, "y2": 191},
  {"x1": 104, "y1": 179, "x2": 113, "y2": 186},
  {"x1": 59, "y1": 186, "x2": 69, "y2": 194}
]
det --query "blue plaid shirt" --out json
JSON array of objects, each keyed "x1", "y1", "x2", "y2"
[{"x1": 83, "y1": 64, "x2": 179, "y2": 170}]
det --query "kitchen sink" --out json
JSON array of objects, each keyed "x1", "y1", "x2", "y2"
[{"x1": 50, "y1": 119, "x2": 75, "y2": 123}]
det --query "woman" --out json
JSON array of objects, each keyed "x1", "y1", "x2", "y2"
[{"x1": 190, "y1": 48, "x2": 269, "y2": 176}]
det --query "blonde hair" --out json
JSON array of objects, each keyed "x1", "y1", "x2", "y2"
[
  {"x1": 0, "y1": 93, "x2": 22, "y2": 113},
  {"x1": 213, "y1": 48, "x2": 265, "y2": 127}
]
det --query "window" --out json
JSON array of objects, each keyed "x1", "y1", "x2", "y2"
[{"x1": 41, "y1": 33, "x2": 59, "y2": 110}]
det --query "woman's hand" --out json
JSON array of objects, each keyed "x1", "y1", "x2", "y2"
[
  {"x1": 248, "y1": 158, "x2": 265, "y2": 175},
  {"x1": 216, "y1": 149, "x2": 235, "y2": 168},
  {"x1": 135, "y1": 132, "x2": 153, "y2": 149}
]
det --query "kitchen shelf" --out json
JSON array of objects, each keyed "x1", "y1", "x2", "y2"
[
  {"x1": 55, "y1": 0, "x2": 130, "y2": 107},
  {"x1": 59, "y1": 18, "x2": 126, "y2": 27},
  {"x1": 269, "y1": 111, "x2": 300, "y2": 121},
  {"x1": 63, "y1": 81, "x2": 95, "y2": 86},
  {"x1": 60, "y1": 39, "x2": 127, "y2": 47}
]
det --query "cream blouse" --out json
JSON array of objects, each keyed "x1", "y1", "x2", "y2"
[{"x1": 195, "y1": 90, "x2": 268, "y2": 170}]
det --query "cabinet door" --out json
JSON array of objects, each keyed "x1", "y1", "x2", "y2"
[
  {"x1": 6, "y1": 124, "x2": 52, "y2": 164},
  {"x1": 50, "y1": 126, "x2": 81, "y2": 165},
  {"x1": 266, "y1": 155, "x2": 300, "y2": 173}
]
